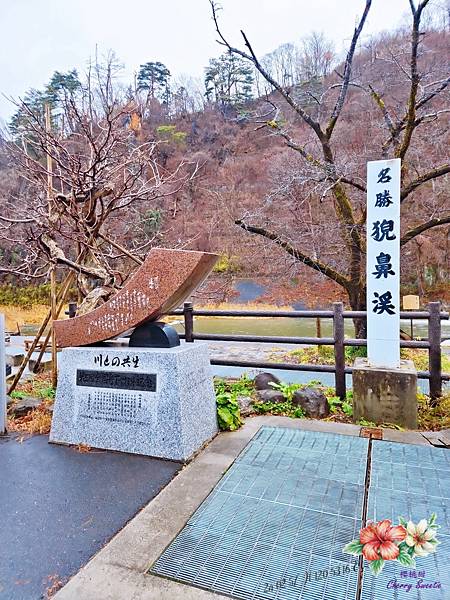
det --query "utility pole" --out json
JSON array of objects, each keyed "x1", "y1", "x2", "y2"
[
  {"x1": 45, "y1": 103, "x2": 58, "y2": 388},
  {"x1": 0, "y1": 314, "x2": 7, "y2": 434}
]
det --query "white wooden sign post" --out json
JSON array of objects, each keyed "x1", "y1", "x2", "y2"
[
  {"x1": 0, "y1": 313, "x2": 7, "y2": 433},
  {"x1": 366, "y1": 158, "x2": 401, "y2": 368}
]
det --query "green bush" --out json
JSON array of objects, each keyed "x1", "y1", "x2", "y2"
[
  {"x1": 214, "y1": 375, "x2": 253, "y2": 431},
  {"x1": 213, "y1": 254, "x2": 241, "y2": 274},
  {"x1": 253, "y1": 381, "x2": 306, "y2": 418},
  {"x1": 216, "y1": 392, "x2": 242, "y2": 431},
  {"x1": 269, "y1": 381, "x2": 302, "y2": 402},
  {"x1": 141, "y1": 209, "x2": 162, "y2": 235},
  {"x1": 156, "y1": 124, "x2": 187, "y2": 146},
  {"x1": 328, "y1": 391, "x2": 353, "y2": 417},
  {"x1": 0, "y1": 283, "x2": 77, "y2": 308},
  {"x1": 344, "y1": 345, "x2": 367, "y2": 361}
]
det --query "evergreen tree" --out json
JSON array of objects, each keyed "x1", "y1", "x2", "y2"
[
  {"x1": 137, "y1": 61, "x2": 171, "y2": 105},
  {"x1": 45, "y1": 69, "x2": 81, "y2": 104},
  {"x1": 204, "y1": 52, "x2": 254, "y2": 106},
  {"x1": 9, "y1": 69, "x2": 81, "y2": 144}
]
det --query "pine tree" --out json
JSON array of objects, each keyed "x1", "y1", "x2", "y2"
[
  {"x1": 204, "y1": 52, "x2": 254, "y2": 106},
  {"x1": 137, "y1": 62, "x2": 171, "y2": 105}
]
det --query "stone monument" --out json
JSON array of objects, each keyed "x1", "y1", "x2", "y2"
[
  {"x1": 49, "y1": 248, "x2": 219, "y2": 461},
  {"x1": 353, "y1": 159, "x2": 417, "y2": 428}
]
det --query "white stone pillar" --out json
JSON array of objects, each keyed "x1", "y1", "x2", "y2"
[{"x1": 366, "y1": 158, "x2": 401, "y2": 368}]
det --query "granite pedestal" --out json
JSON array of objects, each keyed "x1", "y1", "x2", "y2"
[
  {"x1": 352, "y1": 357, "x2": 417, "y2": 429},
  {"x1": 49, "y1": 342, "x2": 218, "y2": 461}
]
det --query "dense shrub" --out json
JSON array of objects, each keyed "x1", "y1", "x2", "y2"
[{"x1": 0, "y1": 284, "x2": 77, "y2": 308}]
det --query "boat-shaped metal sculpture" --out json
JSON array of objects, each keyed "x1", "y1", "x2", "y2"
[{"x1": 54, "y1": 248, "x2": 218, "y2": 347}]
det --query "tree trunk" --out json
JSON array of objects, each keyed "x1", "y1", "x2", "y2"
[{"x1": 348, "y1": 286, "x2": 367, "y2": 339}]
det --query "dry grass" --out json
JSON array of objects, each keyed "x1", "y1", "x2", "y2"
[
  {"x1": 194, "y1": 301, "x2": 295, "y2": 319},
  {"x1": 8, "y1": 401, "x2": 53, "y2": 435},
  {"x1": 283, "y1": 346, "x2": 450, "y2": 373},
  {"x1": 8, "y1": 372, "x2": 55, "y2": 436},
  {"x1": 418, "y1": 391, "x2": 450, "y2": 431},
  {"x1": 1, "y1": 304, "x2": 50, "y2": 332}
]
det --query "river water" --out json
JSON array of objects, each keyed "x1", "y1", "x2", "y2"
[
  {"x1": 172, "y1": 279, "x2": 450, "y2": 393},
  {"x1": 171, "y1": 316, "x2": 449, "y2": 394}
]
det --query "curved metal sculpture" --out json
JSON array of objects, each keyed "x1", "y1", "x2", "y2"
[{"x1": 54, "y1": 248, "x2": 218, "y2": 347}]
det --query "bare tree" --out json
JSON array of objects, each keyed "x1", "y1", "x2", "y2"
[
  {"x1": 210, "y1": 0, "x2": 450, "y2": 336},
  {"x1": 298, "y1": 32, "x2": 335, "y2": 81},
  {"x1": 0, "y1": 57, "x2": 198, "y2": 312}
]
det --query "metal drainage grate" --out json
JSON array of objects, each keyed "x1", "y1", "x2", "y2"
[
  {"x1": 150, "y1": 427, "x2": 367, "y2": 599},
  {"x1": 361, "y1": 441, "x2": 450, "y2": 600}
]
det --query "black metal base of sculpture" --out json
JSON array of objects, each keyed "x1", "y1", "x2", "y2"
[{"x1": 129, "y1": 321, "x2": 180, "y2": 348}]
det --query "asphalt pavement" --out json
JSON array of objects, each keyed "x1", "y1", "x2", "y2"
[{"x1": 0, "y1": 433, "x2": 181, "y2": 600}]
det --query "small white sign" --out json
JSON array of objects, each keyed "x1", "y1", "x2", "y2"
[{"x1": 366, "y1": 158, "x2": 401, "y2": 368}]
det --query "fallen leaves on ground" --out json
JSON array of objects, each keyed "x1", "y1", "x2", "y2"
[
  {"x1": 76, "y1": 443, "x2": 92, "y2": 453},
  {"x1": 8, "y1": 401, "x2": 52, "y2": 435},
  {"x1": 44, "y1": 574, "x2": 64, "y2": 598}
]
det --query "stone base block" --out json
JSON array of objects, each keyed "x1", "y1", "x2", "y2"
[
  {"x1": 352, "y1": 358, "x2": 417, "y2": 429},
  {"x1": 5, "y1": 350, "x2": 25, "y2": 366},
  {"x1": 49, "y1": 342, "x2": 218, "y2": 461}
]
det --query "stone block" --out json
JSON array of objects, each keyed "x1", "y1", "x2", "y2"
[
  {"x1": 5, "y1": 349, "x2": 25, "y2": 366},
  {"x1": 49, "y1": 342, "x2": 218, "y2": 461},
  {"x1": 352, "y1": 358, "x2": 417, "y2": 429}
]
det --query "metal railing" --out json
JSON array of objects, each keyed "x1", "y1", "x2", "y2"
[{"x1": 169, "y1": 301, "x2": 449, "y2": 401}]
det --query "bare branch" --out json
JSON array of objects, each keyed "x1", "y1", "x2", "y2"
[
  {"x1": 396, "y1": 0, "x2": 433, "y2": 160},
  {"x1": 401, "y1": 164, "x2": 450, "y2": 202},
  {"x1": 209, "y1": 1, "x2": 325, "y2": 140},
  {"x1": 235, "y1": 219, "x2": 351, "y2": 289},
  {"x1": 325, "y1": 0, "x2": 372, "y2": 138},
  {"x1": 401, "y1": 214, "x2": 450, "y2": 245}
]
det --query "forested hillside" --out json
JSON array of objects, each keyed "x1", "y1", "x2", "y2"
[{"x1": 0, "y1": 9, "x2": 448, "y2": 309}]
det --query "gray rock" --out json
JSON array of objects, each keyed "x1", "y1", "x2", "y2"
[
  {"x1": 9, "y1": 396, "x2": 43, "y2": 417},
  {"x1": 236, "y1": 395, "x2": 254, "y2": 416},
  {"x1": 292, "y1": 387, "x2": 329, "y2": 418},
  {"x1": 6, "y1": 350, "x2": 25, "y2": 367},
  {"x1": 257, "y1": 389, "x2": 285, "y2": 404},
  {"x1": 254, "y1": 372, "x2": 280, "y2": 391}
]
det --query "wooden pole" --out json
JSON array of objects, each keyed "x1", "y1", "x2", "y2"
[
  {"x1": 7, "y1": 273, "x2": 74, "y2": 394},
  {"x1": 0, "y1": 314, "x2": 7, "y2": 433},
  {"x1": 316, "y1": 317, "x2": 322, "y2": 351},
  {"x1": 50, "y1": 268, "x2": 57, "y2": 387},
  {"x1": 428, "y1": 301, "x2": 442, "y2": 404},
  {"x1": 333, "y1": 302, "x2": 346, "y2": 400},
  {"x1": 32, "y1": 283, "x2": 71, "y2": 373},
  {"x1": 184, "y1": 302, "x2": 194, "y2": 342},
  {"x1": 45, "y1": 103, "x2": 58, "y2": 388}
]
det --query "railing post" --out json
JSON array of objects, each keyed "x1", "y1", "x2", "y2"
[
  {"x1": 68, "y1": 302, "x2": 77, "y2": 318},
  {"x1": 184, "y1": 302, "x2": 194, "y2": 342},
  {"x1": 333, "y1": 302, "x2": 346, "y2": 400},
  {"x1": 428, "y1": 301, "x2": 442, "y2": 404},
  {"x1": 316, "y1": 317, "x2": 322, "y2": 351}
]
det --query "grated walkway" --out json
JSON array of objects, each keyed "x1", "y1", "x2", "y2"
[{"x1": 150, "y1": 427, "x2": 449, "y2": 600}]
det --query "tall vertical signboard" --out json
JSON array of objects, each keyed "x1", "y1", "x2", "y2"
[{"x1": 366, "y1": 158, "x2": 401, "y2": 368}]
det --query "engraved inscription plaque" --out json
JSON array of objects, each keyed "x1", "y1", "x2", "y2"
[
  {"x1": 76, "y1": 370, "x2": 157, "y2": 392},
  {"x1": 79, "y1": 390, "x2": 154, "y2": 425}
]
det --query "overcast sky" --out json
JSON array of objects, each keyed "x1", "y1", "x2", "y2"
[{"x1": 1, "y1": 0, "x2": 415, "y2": 122}]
